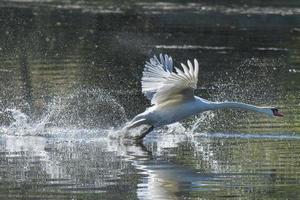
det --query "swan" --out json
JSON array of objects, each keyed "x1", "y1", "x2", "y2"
[{"x1": 123, "y1": 54, "x2": 283, "y2": 140}]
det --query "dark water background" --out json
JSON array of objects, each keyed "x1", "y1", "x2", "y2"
[{"x1": 0, "y1": 0, "x2": 299, "y2": 199}]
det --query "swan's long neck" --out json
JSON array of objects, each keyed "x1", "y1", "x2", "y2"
[
  {"x1": 201, "y1": 100, "x2": 272, "y2": 116},
  {"x1": 211, "y1": 101, "x2": 262, "y2": 111}
]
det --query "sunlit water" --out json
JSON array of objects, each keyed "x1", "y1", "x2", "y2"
[{"x1": 0, "y1": 0, "x2": 300, "y2": 199}]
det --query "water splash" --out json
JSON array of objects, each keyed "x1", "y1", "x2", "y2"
[
  {"x1": 189, "y1": 111, "x2": 216, "y2": 134},
  {"x1": 0, "y1": 88, "x2": 128, "y2": 136},
  {"x1": 48, "y1": 88, "x2": 128, "y2": 129},
  {"x1": 0, "y1": 108, "x2": 31, "y2": 135}
]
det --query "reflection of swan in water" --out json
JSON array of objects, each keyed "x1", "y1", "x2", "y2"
[
  {"x1": 123, "y1": 54, "x2": 283, "y2": 141},
  {"x1": 0, "y1": 132, "x2": 191, "y2": 199},
  {"x1": 0, "y1": 128, "x2": 221, "y2": 199},
  {"x1": 1, "y1": 129, "x2": 291, "y2": 199}
]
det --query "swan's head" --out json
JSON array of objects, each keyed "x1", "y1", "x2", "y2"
[{"x1": 263, "y1": 107, "x2": 284, "y2": 117}]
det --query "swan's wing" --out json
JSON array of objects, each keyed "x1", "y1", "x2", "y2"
[
  {"x1": 141, "y1": 54, "x2": 173, "y2": 100},
  {"x1": 141, "y1": 54, "x2": 199, "y2": 105}
]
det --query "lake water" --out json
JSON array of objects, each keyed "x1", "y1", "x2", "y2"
[{"x1": 0, "y1": 1, "x2": 300, "y2": 199}]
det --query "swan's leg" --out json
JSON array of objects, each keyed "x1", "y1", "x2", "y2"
[
  {"x1": 137, "y1": 125, "x2": 154, "y2": 140},
  {"x1": 135, "y1": 125, "x2": 154, "y2": 144},
  {"x1": 125, "y1": 118, "x2": 147, "y2": 129},
  {"x1": 122, "y1": 116, "x2": 154, "y2": 142}
]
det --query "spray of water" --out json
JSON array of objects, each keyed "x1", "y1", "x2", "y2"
[
  {"x1": 0, "y1": 88, "x2": 128, "y2": 137},
  {"x1": 0, "y1": 58, "x2": 285, "y2": 139}
]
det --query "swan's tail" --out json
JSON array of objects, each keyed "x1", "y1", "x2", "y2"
[{"x1": 121, "y1": 117, "x2": 154, "y2": 141}]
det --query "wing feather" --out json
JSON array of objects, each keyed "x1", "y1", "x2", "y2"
[
  {"x1": 141, "y1": 54, "x2": 199, "y2": 105},
  {"x1": 174, "y1": 67, "x2": 184, "y2": 76},
  {"x1": 187, "y1": 60, "x2": 194, "y2": 78},
  {"x1": 194, "y1": 59, "x2": 199, "y2": 79},
  {"x1": 181, "y1": 63, "x2": 190, "y2": 77}
]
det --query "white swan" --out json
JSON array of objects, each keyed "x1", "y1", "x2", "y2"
[{"x1": 123, "y1": 54, "x2": 283, "y2": 140}]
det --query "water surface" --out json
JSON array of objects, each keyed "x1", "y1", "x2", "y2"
[{"x1": 0, "y1": 1, "x2": 300, "y2": 199}]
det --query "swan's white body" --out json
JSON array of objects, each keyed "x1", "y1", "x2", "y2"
[{"x1": 124, "y1": 54, "x2": 283, "y2": 140}]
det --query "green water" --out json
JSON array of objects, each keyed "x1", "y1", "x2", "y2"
[{"x1": 0, "y1": 1, "x2": 299, "y2": 199}]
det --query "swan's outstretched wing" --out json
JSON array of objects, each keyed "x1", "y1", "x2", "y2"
[{"x1": 141, "y1": 54, "x2": 199, "y2": 105}]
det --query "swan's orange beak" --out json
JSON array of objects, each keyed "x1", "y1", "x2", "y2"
[{"x1": 272, "y1": 108, "x2": 284, "y2": 117}]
